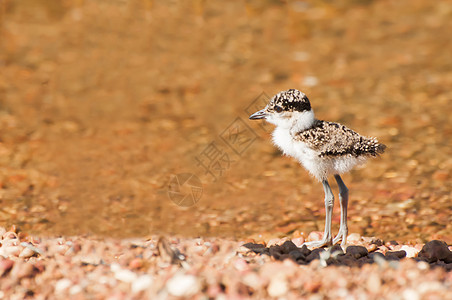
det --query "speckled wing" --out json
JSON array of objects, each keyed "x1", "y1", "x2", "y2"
[{"x1": 294, "y1": 120, "x2": 386, "y2": 158}]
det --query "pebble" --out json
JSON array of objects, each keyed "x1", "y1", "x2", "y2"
[
  {"x1": 281, "y1": 240, "x2": 299, "y2": 253},
  {"x1": 233, "y1": 258, "x2": 249, "y2": 272},
  {"x1": 267, "y1": 237, "x2": 289, "y2": 247},
  {"x1": 400, "y1": 245, "x2": 418, "y2": 258},
  {"x1": 403, "y1": 289, "x2": 420, "y2": 300},
  {"x1": 267, "y1": 275, "x2": 288, "y2": 297},
  {"x1": 366, "y1": 244, "x2": 378, "y2": 253},
  {"x1": 291, "y1": 237, "x2": 305, "y2": 247},
  {"x1": 1, "y1": 245, "x2": 21, "y2": 257},
  {"x1": 242, "y1": 272, "x2": 262, "y2": 290},
  {"x1": 366, "y1": 273, "x2": 381, "y2": 293},
  {"x1": 12, "y1": 262, "x2": 35, "y2": 279},
  {"x1": 128, "y1": 258, "x2": 143, "y2": 270},
  {"x1": 242, "y1": 243, "x2": 266, "y2": 254},
  {"x1": 418, "y1": 240, "x2": 452, "y2": 263},
  {"x1": 345, "y1": 246, "x2": 368, "y2": 259},
  {"x1": 307, "y1": 232, "x2": 323, "y2": 242},
  {"x1": 347, "y1": 233, "x2": 361, "y2": 244},
  {"x1": 304, "y1": 279, "x2": 322, "y2": 293},
  {"x1": 69, "y1": 284, "x2": 83, "y2": 295},
  {"x1": 20, "y1": 242, "x2": 44, "y2": 256},
  {"x1": 166, "y1": 273, "x2": 200, "y2": 297},
  {"x1": 0, "y1": 259, "x2": 14, "y2": 276},
  {"x1": 385, "y1": 250, "x2": 406, "y2": 260},
  {"x1": 114, "y1": 269, "x2": 137, "y2": 283},
  {"x1": 131, "y1": 275, "x2": 153, "y2": 293},
  {"x1": 19, "y1": 247, "x2": 36, "y2": 258},
  {"x1": 306, "y1": 248, "x2": 324, "y2": 262},
  {"x1": 55, "y1": 278, "x2": 72, "y2": 293}
]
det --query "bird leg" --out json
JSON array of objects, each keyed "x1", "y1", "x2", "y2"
[
  {"x1": 303, "y1": 180, "x2": 334, "y2": 249},
  {"x1": 333, "y1": 174, "x2": 349, "y2": 247}
]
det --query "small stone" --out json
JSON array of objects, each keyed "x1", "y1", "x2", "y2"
[
  {"x1": 166, "y1": 273, "x2": 200, "y2": 297},
  {"x1": 366, "y1": 244, "x2": 378, "y2": 253},
  {"x1": 417, "y1": 261, "x2": 429, "y2": 270},
  {"x1": 362, "y1": 237, "x2": 382, "y2": 245},
  {"x1": 304, "y1": 279, "x2": 321, "y2": 293},
  {"x1": 347, "y1": 233, "x2": 361, "y2": 243},
  {"x1": 114, "y1": 269, "x2": 138, "y2": 283},
  {"x1": 299, "y1": 245, "x2": 311, "y2": 257},
  {"x1": 306, "y1": 248, "x2": 324, "y2": 262},
  {"x1": 378, "y1": 245, "x2": 389, "y2": 254},
  {"x1": 337, "y1": 255, "x2": 360, "y2": 267},
  {"x1": 345, "y1": 246, "x2": 368, "y2": 259},
  {"x1": 289, "y1": 250, "x2": 304, "y2": 261},
  {"x1": 432, "y1": 170, "x2": 448, "y2": 181},
  {"x1": 291, "y1": 237, "x2": 305, "y2": 247},
  {"x1": 2, "y1": 245, "x2": 21, "y2": 257},
  {"x1": 385, "y1": 250, "x2": 406, "y2": 260},
  {"x1": 69, "y1": 284, "x2": 83, "y2": 295},
  {"x1": 0, "y1": 259, "x2": 14, "y2": 276},
  {"x1": 281, "y1": 241, "x2": 298, "y2": 253},
  {"x1": 366, "y1": 273, "x2": 381, "y2": 293},
  {"x1": 242, "y1": 243, "x2": 266, "y2": 254},
  {"x1": 207, "y1": 284, "x2": 222, "y2": 298},
  {"x1": 402, "y1": 288, "x2": 420, "y2": 300},
  {"x1": 19, "y1": 247, "x2": 36, "y2": 259},
  {"x1": 307, "y1": 232, "x2": 323, "y2": 242},
  {"x1": 20, "y1": 242, "x2": 43, "y2": 256},
  {"x1": 269, "y1": 245, "x2": 284, "y2": 260},
  {"x1": 12, "y1": 262, "x2": 35, "y2": 279},
  {"x1": 55, "y1": 279, "x2": 72, "y2": 293},
  {"x1": 369, "y1": 252, "x2": 385, "y2": 262},
  {"x1": 330, "y1": 244, "x2": 344, "y2": 256},
  {"x1": 128, "y1": 258, "x2": 143, "y2": 270},
  {"x1": 400, "y1": 245, "x2": 418, "y2": 258},
  {"x1": 233, "y1": 258, "x2": 249, "y2": 271},
  {"x1": 418, "y1": 240, "x2": 452, "y2": 263},
  {"x1": 131, "y1": 275, "x2": 153, "y2": 294},
  {"x1": 292, "y1": 230, "x2": 304, "y2": 238},
  {"x1": 242, "y1": 272, "x2": 262, "y2": 290},
  {"x1": 267, "y1": 237, "x2": 290, "y2": 247},
  {"x1": 267, "y1": 275, "x2": 288, "y2": 297}
]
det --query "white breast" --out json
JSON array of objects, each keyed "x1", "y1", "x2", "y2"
[
  {"x1": 272, "y1": 126, "x2": 335, "y2": 181},
  {"x1": 272, "y1": 127, "x2": 297, "y2": 157}
]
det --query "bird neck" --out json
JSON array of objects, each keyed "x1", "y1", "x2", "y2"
[{"x1": 287, "y1": 110, "x2": 316, "y2": 134}]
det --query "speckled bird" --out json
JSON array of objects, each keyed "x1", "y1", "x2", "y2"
[{"x1": 249, "y1": 89, "x2": 386, "y2": 248}]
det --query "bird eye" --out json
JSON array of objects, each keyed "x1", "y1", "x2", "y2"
[{"x1": 274, "y1": 106, "x2": 283, "y2": 113}]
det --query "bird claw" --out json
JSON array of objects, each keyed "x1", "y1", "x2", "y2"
[
  {"x1": 332, "y1": 229, "x2": 348, "y2": 247},
  {"x1": 302, "y1": 238, "x2": 333, "y2": 250}
]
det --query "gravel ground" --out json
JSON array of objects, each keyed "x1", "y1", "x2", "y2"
[{"x1": 1, "y1": 226, "x2": 451, "y2": 299}]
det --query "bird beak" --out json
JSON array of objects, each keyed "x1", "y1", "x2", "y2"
[{"x1": 249, "y1": 109, "x2": 267, "y2": 120}]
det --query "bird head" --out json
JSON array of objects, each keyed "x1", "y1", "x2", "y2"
[{"x1": 249, "y1": 89, "x2": 313, "y2": 128}]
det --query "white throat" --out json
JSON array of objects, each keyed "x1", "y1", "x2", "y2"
[
  {"x1": 267, "y1": 109, "x2": 315, "y2": 132},
  {"x1": 270, "y1": 109, "x2": 315, "y2": 160},
  {"x1": 289, "y1": 110, "x2": 315, "y2": 134}
]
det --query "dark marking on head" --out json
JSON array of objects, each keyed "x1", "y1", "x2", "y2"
[{"x1": 268, "y1": 89, "x2": 311, "y2": 113}]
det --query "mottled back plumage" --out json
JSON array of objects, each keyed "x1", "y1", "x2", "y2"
[{"x1": 295, "y1": 120, "x2": 386, "y2": 158}]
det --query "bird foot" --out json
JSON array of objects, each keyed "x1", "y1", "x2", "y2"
[
  {"x1": 332, "y1": 229, "x2": 348, "y2": 248},
  {"x1": 302, "y1": 238, "x2": 333, "y2": 250}
]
